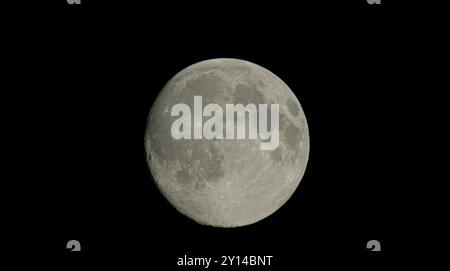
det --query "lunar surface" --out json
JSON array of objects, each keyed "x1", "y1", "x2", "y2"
[{"x1": 145, "y1": 58, "x2": 309, "y2": 227}]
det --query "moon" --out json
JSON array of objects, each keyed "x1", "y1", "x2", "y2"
[{"x1": 145, "y1": 58, "x2": 309, "y2": 227}]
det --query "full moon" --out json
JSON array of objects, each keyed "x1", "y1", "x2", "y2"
[{"x1": 145, "y1": 58, "x2": 309, "y2": 227}]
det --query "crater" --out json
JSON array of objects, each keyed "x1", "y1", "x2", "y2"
[
  {"x1": 283, "y1": 115, "x2": 302, "y2": 150},
  {"x1": 173, "y1": 141, "x2": 224, "y2": 189},
  {"x1": 270, "y1": 114, "x2": 303, "y2": 163},
  {"x1": 286, "y1": 98, "x2": 300, "y2": 117},
  {"x1": 271, "y1": 147, "x2": 283, "y2": 162},
  {"x1": 182, "y1": 74, "x2": 230, "y2": 105},
  {"x1": 175, "y1": 166, "x2": 193, "y2": 185},
  {"x1": 190, "y1": 142, "x2": 224, "y2": 183},
  {"x1": 233, "y1": 83, "x2": 265, "y2": 106}
]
